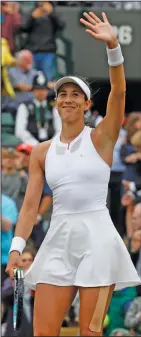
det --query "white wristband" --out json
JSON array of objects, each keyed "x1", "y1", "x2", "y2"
[
  {"x1": 9, "y1": 237, "x2": 26, "y2": 255},
  {"x1": 106, "y1": 43, "x2": 124, "y2": 67}
]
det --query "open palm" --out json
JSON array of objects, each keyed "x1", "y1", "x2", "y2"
[{"x1": 80, "y1": 12, "x2": 117, "y2": 44}]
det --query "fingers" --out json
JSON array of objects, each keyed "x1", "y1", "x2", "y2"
[
  {"x1": 83, "y1": 12, "x2": 97, "y2": 26},
  {"x1": 80, "y1": 18, "x2": 97, "y2": 32},
  {"x1": 80, "y1": 11, "x2": 108, "y2": 26},
  {"x1": 102, "y1": 12, "x2": 109, "y2": 23},
  {"x1": 89, "y1": 12, "x2": 101, "y2": 23}
]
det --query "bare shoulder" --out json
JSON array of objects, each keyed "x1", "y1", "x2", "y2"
[{"x1": 31, "y1": 140, "x2": 52, "y2": 172}]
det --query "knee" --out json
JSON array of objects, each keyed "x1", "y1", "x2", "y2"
[
  {"x1": 34, "y1": 328, "x2": 49, "y2": 336},
  {"x1": 80, "y1": 328, "x2": 102, "y2": 336},
  {"x1": 34, "y1": 329, "x2": 58, "y2": 336},
  {"x1": 34, "y1": 325, "x2": 59, "y2": 336}
]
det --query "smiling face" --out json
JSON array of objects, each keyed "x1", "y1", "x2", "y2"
[{"x1": 56, "y1": 83, "x2": 91, "y2": 124}]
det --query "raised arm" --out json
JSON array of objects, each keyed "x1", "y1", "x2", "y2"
[{"x1": 80, "y1": 12, "x2": 126, "y2": 145}]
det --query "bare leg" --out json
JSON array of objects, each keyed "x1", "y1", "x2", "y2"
[
  {"x1": 79, "y1": 284, "x2": 115, "y2": 336},
  {"x1": 34, "y1": 283, "x2": 78, "y2": 336}
]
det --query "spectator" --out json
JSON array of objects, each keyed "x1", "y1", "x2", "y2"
[
  {"x1": 2, "y1": 147, "x2": 28, "y2": 211},
  {"x1": 130, "y1": 228, "x2": 141, "y2": 279},
  {"x1": 120, "y1": 112, "x2": 141, "y2": 182},
  {"x1": 132, "y1": 203, "x2": 141, "y2": 231},
  {"x1": 8, "y1": 50, "x2": 36, "y2": 94},
  {"x1": 20, "y1": 1, "x2": 64, "y2": 82},
  {"x1": 109, "y1": 120, "x2": 126, "y2": 235},
  {"x1": 130, "y1": 229, "x2": 141, "y2": 253},
  {"x1": 131, "y1": 203, "x2": 141, "y2": 277},
  {"x1": 2, "y1": 247, "x2": 35, "y2": 337},
  {"x1": 122, "y1": 180, "x2": 141, "y2": 217},
  {"x1": 124, "y1": 297, "x2": 141, "y2": 335},
  {"x1": 110, "y1": 328, "x2": 132, "y2": 336},
  {"x1": 1, "y1": 1, "x2": 21, "y2": 54},
  {"x1": 121, "y1": 120, "x2": 141, "y2": 238},
  {"x1": 15, "y1": 71, "x2": 54, "y2": 145},
  {"x1": 1, "y1": 194, "x2": 18, "y2": 286},
  {"x1": 5, "y1": 49, "x2": 37, "y2": 111},
  {"x1": 16, "y1": 143, "x2": 33, "y2": 172}
]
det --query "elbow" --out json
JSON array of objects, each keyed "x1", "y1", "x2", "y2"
[
  {"x1": 111, "y1": 87, "x2": 126, "y2": 100},
  {"x1": 19, "y1": 200, "x2": 38, "y2": 224},
  {"x1": 112, "y1": 81, "x2": 126, "y2": 95}
]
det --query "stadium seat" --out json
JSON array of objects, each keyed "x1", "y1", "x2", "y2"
[
  {"x1": 1, "y1": 112, "x2": 15, "y2": 134},
  {"x1": 2, "y1": 133, "x2": 21, "y2": 148}
]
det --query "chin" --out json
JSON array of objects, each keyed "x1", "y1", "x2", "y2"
[{"x1": 63, "y1": 116, "x2": 78, "y2": 123}]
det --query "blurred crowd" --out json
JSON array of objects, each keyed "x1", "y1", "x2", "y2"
[{"x1": 1, "y1": 1, "x2": 141, "y2": 337}]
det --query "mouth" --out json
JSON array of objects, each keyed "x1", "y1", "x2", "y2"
[{"x1": 63, "y1": 106, "x2": 75, "y2": 109}]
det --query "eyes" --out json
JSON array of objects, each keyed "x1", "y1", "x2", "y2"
[{"x1": 58, "y1": 92, "x2": 79, "y2": 97}]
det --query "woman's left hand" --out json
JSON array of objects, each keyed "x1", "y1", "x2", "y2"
[{"x1": 80, "y1": 11, "x2": 118, "y2": 47}]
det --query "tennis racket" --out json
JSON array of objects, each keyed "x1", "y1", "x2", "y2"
[{"x1": 13, "y1": 268, "x2": 24, "y2": 331}]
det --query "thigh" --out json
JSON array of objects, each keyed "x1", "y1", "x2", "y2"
[
  {"x1": 79, "y1": 284, "x2": 115, "y2": 336},
  {"x1": 34, "y1": 283, "x2": 77, "y2": 336}
]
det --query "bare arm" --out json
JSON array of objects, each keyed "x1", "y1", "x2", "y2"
[
  {"x1": 6, "y1": 141, "x2": 51, "y2": 279},
  {"x1": 80, "y1": 12, "x2": 126, "y2": 165},
  {"x1": 100, "y1": 58, "x2": 126, "y2": 141},
  {"x1": 14, "y1": 146, "x2": 45, "y2": 240}
]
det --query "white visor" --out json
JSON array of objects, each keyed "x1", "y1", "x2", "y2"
[{"x1": 54, "y1": 76, "x2": 91, "y2": 100}]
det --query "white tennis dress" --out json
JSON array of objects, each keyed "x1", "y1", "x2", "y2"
[{"x1": 25, "y1": 126, "x2": 141, "y2": 290}]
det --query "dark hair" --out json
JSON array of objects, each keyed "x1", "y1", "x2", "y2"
[
  {"x1": 75, "y1": 76, "x2": 92, "y2": 100},
  {"x1": 57, "y1": 75, "x2": 92, "y2": 101}
]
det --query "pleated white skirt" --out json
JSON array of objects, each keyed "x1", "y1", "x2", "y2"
[{"x1": 25, "y1": 208, "x2": 141, "y2": 290}]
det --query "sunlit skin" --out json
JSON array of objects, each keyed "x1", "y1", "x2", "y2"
[{"x1": 56, "y1": 83, "x2": 91, "y2": 124}]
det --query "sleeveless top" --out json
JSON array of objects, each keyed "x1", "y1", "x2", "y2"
[{"x1": 45, "y1": 126, "x2": 110, "y2": 216}]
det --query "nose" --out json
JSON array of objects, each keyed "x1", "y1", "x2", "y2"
[{"x1": 64, "y1": 93, "x2": 74, "y2": 103}]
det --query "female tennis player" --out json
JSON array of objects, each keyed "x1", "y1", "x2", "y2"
[{"x1": 6, "y1": 11, "x2": 141, "y2": 336}]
